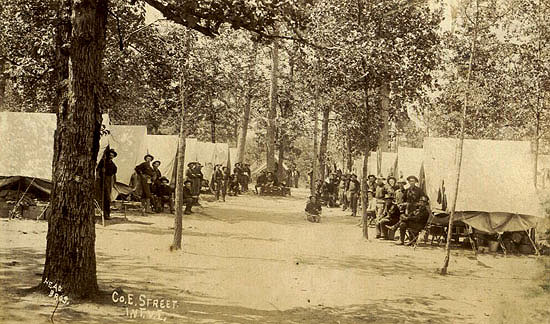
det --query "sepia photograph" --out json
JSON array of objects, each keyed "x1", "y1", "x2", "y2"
[{"x1": 0, "y1": 0, "x2": 549, "y2": 323}]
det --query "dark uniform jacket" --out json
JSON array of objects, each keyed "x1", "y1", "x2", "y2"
[
  {"x1": 383, "y1": 203, "x2": 401, "y2": 225},
  {"x1": 404, "y1": 186, "x2": 424, "y2": 205},
  {"x1": 182, "y1": 186, "x2": 194, "y2": 200},
  {"x1": 257, "y1": 174, "x2": 267, "y2": 185},
  {"x1": 375, "y1": 184, "x2": 387, "y2": 200},
  {"x1": 409, "y1": 205, "x2": 430, "y2": 227},
  {"x1": 156, "y1": 184, "x2": 173, "y2": 197},
  {"x1": 135, "y1": 162, "x2": 154, "y2": 177},
  {"x1": 305, "y1": 201, "x2": 322, "y2": 215},
  {"x1": 97, "y1": 159, "x2": 117, "y2": 178},
  {"x1": 348, "y1": 179, "x2": 360, "y2": 193}
]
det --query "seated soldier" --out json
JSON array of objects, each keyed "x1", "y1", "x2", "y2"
[
  {"x1": 305, "y1": 195, "x2": 322, "y2": 223},
  {"x1": 255, "y1": 170, "x2": 267, "y2": 194},
  {"x1": 182, "y1": 180, "x2": 196, "y2": 215},
  {"x1": 357, "y1": 190, "x2": 376, "y2": 227},
  {"x1": 155, "y1": 177, "x2": 174, "y2": 213},
  {"x1": 377, "y1": 194, "x2": 400, "y2": 239},
  {"x1": 394, "y1": 196, "x2": 430, "y2": 245}
]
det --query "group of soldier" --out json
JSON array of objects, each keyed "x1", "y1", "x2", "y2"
[
  {"x1": 210, "y1": 162, "x2": 252, "y2": 201},
  {"x1": 307, "y1": 171, "x2": 431, "y2": 245}
]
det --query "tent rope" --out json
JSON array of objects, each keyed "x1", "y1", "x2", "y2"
[{"x1": 9, "y1": 178, "x2": 35, "y2": 219}]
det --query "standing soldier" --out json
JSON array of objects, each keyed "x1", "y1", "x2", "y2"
[
  {"x1": 242, "y1": 163, "x2": 251, "y2": 192},
  {"x1": 348, "y1": 174, "x2": 361, "y2": 217},
  {"x1": 96, "y1": 148, "x2": 117, "y2": 220},
  {"x1": 211, "y1": 164, "x2": 227, "y2": 202},
  {"x1": 135, "y1": 154, "x2": 155, "y2": 214},
  {"x1": 374, "y1": 177, "x2": 387, "y2": 221}
]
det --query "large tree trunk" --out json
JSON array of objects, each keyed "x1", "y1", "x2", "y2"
[
  {"x1": 0, "y1": 58, "x2": 6, "y2": 108},
  {"x1": 378, "y1": 81, "x2": 391, "y2": 153},
  {"x1": 211, "y1": 113, "x2": 216, "y2": 143},
  {"x1": 266, "y1": 28, "x2": 278, "y2": 172},
  {"x1": 41, "y1": 0, "x2": 108, "y2": 299},
  {"x1": 361, "y1": 150, "x2": 370, "y2": 239},
  {"x1": 311, "y1": 58, "x2": 320, "y2": 195},
  {"x1": 319, "y1": 106, "x2": 330, "y2": 181},
  {"x1": 236, "y1": 41, "x2": 258, "y2": 164},
  {"x1": 171, "y1": 33, "x2": 191, "y2": 251},
  {"x1": 172, "y1": 74, "x2": 188, "y2": 250},
  {"x1": 346, "y1": 135, "x2": 353, "y2": 172}
]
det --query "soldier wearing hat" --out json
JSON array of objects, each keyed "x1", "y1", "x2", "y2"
[
  {"x1": 348, "y1": 174, "x2": 361, "y2": 216},
  {"x1": 305, "y1": 195, "x2": 322, "y2": 223},
  {"x1": 154, "y1": 176, "x2": 174, "y2": 213},
  {"x1": 366, "y1": 175, "x2": 377, "y2": 192},
  {"x1": 374, "y1": 177, "x2": 388, "y2": 221},
  {"x1": 241, "y1": 163, "x2": 251, "y2": 192},
  {"x1": 395, "y1": 178, "x2": 407, "y2": 205},
  {"x1": 386, "y1": 176, "x2": 398, "y2": 196},
  {"x1": 135, "y1": 154, "x2": 155, "y2": 214},
  {"x1": 376, "y1": 193, "x2": 400, "y2": 239},
  {"x1": 152, "y1": 161, "x2": 162, "y2": 185},
  {"x1": 395, "y1": 195, "x2": 430, "y2": 245},
  {"x1": 211, "y1": 164, "x2": 227, "y2": 202},
  {"x1": 403, "y1": 175, "x2": 425, "y2": 215},
  {"x1": 181, "y1": 179, "x2": 196, "y2": 214},
  {"x1": 96, "y1": 148, "x2": 117, "y2": 219},
  {"x1": 255, "y1": 170, "x2": 267, "y2": 195},
  {"x1": 185, "y1": 162, "x2": 203, "y2": 202}
]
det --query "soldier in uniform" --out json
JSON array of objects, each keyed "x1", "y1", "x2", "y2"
[
  {"x1": 242, "y1": 163, "x2": 251, "y2": 192},
  {"x1": 182, "y1": 180, "x2": 196, "y2": 215},
  {"x1": 135, "y1": 154, "x2": 155, "y2": 214},
  {"x1": 374, "y1": 177, "x2": 387, "y2": 221},
  {"x1": 377, "y1": 194, "x2": 400, "y2": 239},
  {"x1": 348, "y1": 174, "x2": 361, "y2": 217},
  {"x1": 255, "y1": 170, "x2": 267, "y2": 194},
  {"x1": 395, "y1": 195, "x2": 430, "y2": 245},
  {"x1": 404, "y1": 175, "x2": 424, "y2": 215},
  {"x1": 305, "y1": 195, "x2": 322, "y2": 223},
  {"x1": 211, "y1": 164, "x2": 227, "y2": 202},
  {"x1": 96, "y1": 148, "x2": 117, "y2": 220},
  {"x1": 155, "y1": 177, "x2": 174, "y2": 213},
  {"x1": 386, "y1": 176, "x2": 398, "y2": 197}
]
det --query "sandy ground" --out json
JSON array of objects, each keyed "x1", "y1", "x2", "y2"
[{"x1": 0, "y1": 188, "x2": 549, "y2": 324}]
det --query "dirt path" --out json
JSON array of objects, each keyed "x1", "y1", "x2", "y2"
[{"x1": 1, "y1": 188, "x2": 549, "y2": 323}]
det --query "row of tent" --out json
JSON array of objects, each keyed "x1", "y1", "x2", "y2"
[
  {"x1": 350, "y1": 139, "x2": 546, "y2": 234},
  {"x1": 0, "y1": 112, "x2": 235, "y2": 199}
]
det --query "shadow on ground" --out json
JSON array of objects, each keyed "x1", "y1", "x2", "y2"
[{"x1": 0, "y1": 247, "x2": 467, "y2": 324}]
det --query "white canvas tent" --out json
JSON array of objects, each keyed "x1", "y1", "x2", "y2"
[
  {"x1": 423, "y1": 137, "x2": 544, "y2": 234},
  {"x1": 250, "y1": 157, "x2": 290, "y2": 179},
  {"x1": 0, "y1": 112, "x2": 57, "y2": 181},
  {"x1": 0, "y1": 112, "x2": 109, "y2": 196},
  {"x1": 380, "y1": 152, "x2": 397, "y2": 177},
  {"x1": 184, "y1": 139, "x2": 230, "y2": 182},
  {"x1": 229, "y1": 148, "x2": 238, "y2": 165},
  {"x1": 396, "y1": 147, "x2": 423, "y2": 181},
  {"x1": 145, "y1": 135, "x2": 179, "y2": 183}
]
